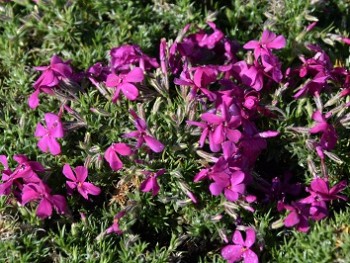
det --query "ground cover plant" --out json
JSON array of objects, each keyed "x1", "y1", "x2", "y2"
[{"x1": 1, "y1": 0, "x2": 350, "y2": 262}]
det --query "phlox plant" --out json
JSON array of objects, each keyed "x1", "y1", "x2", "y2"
[{"x1": 1, "y1": 15, "x2": 350, "y2": 262}]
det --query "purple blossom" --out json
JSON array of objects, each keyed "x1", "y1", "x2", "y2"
[
  {"x1": 29, "y1": 55, "x2": 73, "y2": 109},
  {"x1": 0, "y1": 155, "x2": 42, "y2": 196},
  {"x1": 22, "y1": 182, "x2": 67, "y2": 219},
  {"x1": 300, "y1": 178, "x2": 347, "y2": 220},
  {"x1": 63, "y1": 164, "x2": 101, "y2": 200},
  {"x1": 105, "y1": 67, "x2": 144, "y2": 102},
  {"x1": 221, "y1": 228, "x2": 259, "y2": 263},
  {"x1": 209, "y1": 170, "x2": 246, "y2": 202},
  {"x1": 110, "y1": 44, "x2": 159, "y2": 72},
  {"x1": 243, "y1": 30, "x2": 286, "y2": 60},
  {"x1": 140, "y1": 169, "x2": 166, "y2": 196},
  {"x1": 34, "y1": 113, "x2": 64, "y2": 155},
  {"x1": 309, "y1": 111, "x2": 337, "y2": 159},
  {"x1": 106, "y1": 210, "x2": 126, "y2": 235},
  {"x1": 104, "y1": 143, "x2": 132, "y2": 171},
  {"x1": 280, "y1": 201, "x2": 310, "y2": 232},
  {"x1": 123, "y1": 110, "x2": 164, "y2": 153}
]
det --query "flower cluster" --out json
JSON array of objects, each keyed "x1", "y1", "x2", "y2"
[{"x1": 1, "y1": 21, "x2": 349, "y2": 262}]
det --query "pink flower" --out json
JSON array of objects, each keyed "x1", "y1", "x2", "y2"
[
  {"x1": 280, "y1": 201, "x2": 310, "y2": 232},
  {"x1": 63, "y1": 164, "x2": 101, "y2": 200},
  {"x1": 110, "y1": 44, "x2": 159, "y2": 72},
  {"x1": 209, "y1": 170, "x2": 246, "y2": 202},
  {"x1": 221, "y1": 228, "x2": 259, "y2": 263},
  {"x1": 22, "y1": 182, "x2": 67, "y2": 219},
  {"x1": 105, "y1": 67, "x2": 144, "y2": 102},
  {"x1": 104, "y1": 143, "x2": 132, "y2": 171},
  {"x1": 140, "y1": 169, "x2": 166, "y2": 196},
  {"x1": 29, "y1": 55, "x2": 73, "y2": 109},
  {"x1": 243, "y1": 30, "x2": 286, "y2": 60},
  {"x1": 123, "y1": 110, "x2": 164, "y2": 153},
  {"x1": 34, "y1": 113, "x2": 64, "y2": 155},
  {"x1": 106, "y1": 210, "x2": 126, "y2": 235}
]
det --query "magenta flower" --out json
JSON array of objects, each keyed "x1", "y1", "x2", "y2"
[
  {"x1": 105, "y1": 67, "x2": 144, "y2": 102},
  {"x1": 29, "y1": 55, "x2": 73, "y2": 109},
  {"x1": 210, "y1": 170, "x2": 246, "y2": 202},
  {"x1": 309, "y1": 110, "x2": 337, "y2": 159},
  {"x1": 35, "y1": 113, "x2": 64, "y2": 155},
  {"x1": 198, "y1": 21, "x2": 224, "y2": 49},
  {"x1": 243, "y1": 30, "x2": 286, "y2": 60},
  {"x1": 63, "y1": 164, "x2": 101, "y2": 200},
  {"x1": 140, "y1": 169, "x2": 166, "y2": 196},
  {"x1": 280, "y1": 201, "x2": 310, "y2": 232},
  {"x1": 22, "y1": 182, "x2": 67, "y2": 219},
  {"x1": 123, "y1": 110, "x2": 164, "y2": 153},
  {"x1": 104, "y1": 143, "x2": 132, "y2": 171},
  {"x1": 106, "y1": 210, "x2": 126, "y2": 235},
  {"x1": 221, "y1": 228, "x2": 259, "y2": 263},
  {"x1": 110, "y1": 44, "x2": 159, "y2": 72},
  {"x1": 300, "y1": 178, "x2": 347, "y2": 220}
]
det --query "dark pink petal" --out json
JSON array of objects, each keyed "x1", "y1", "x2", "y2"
[
  {"x1": 227, "y1": 129, "x2": 241, "y2": 143},
  {"x1": 63, "y1": 163, "x2": 76, "y2": 181},
  {"x1": 36, "y1": 198, "x2": 52, "y2": 218},
  {"x1": 261, "y1": 30, "x2": 276, "y2": 44},
  {"x1": 105, "y1": 73, "x2": 121, "y2": 87},
  {"x1": 198, "y1": 127, "x2": 209, "y2": 147},
  {"x1": 74, "y1": 166, "x2": 88, "y2": 182},
  {"x1": 35, "y1": 123, "x2": 47, "y2": 137},
  {"x1": 230, "y1": 171, "x2": 245, "y2": 186},
  {"x1": 51, "y1": 63, "x2": 72, "y2": 77},
  {"x1": 122, "y1": 67, "x2": 144, "y2": 83},
  {"x1": 140, "y1": 177, "x2": 154, "y2": 193},
  {"x1": 209, "y1": 182, "x2": 225, "y2": 196},
  {"x1": 82, "y1": 182, "x2": 101, "y2": 196},
  {"x1": 113, "y1": 143, "x2": 132, "y2": 156},
  {"x1": 104, "y1": 146, "x2": 124, "y2": 171},
  {"x1": 28, "y1": 89, "x2": 40, "y2": 109},
  {"x1": 244, "y1": 228, "x2": 256, "y2": 248},
  {"x1": 194, "y1": 169, "x2": 209, "y2": 182},
  {"x1": 144, "y1": 135, "x2": 164, "y2": 153},
  {"x1": 243, "y1": 249, "x2": 259, "y2": 263},
  {"x1": 47, "y1": 137, "x2": 61, "y2": 155},
  {"x1": 221, "y1": 245, "x2": 243, "y2": 261},
  {"x1": 119, "y1": 83, "x2": 139, "y2": 100},
  {"x1": 37, "y1": 137, "x2": 50, "y2": 153},
  {"x1": 213, "y1": 124, "x2": 224, "y2": 144},
  {"x1": 329, "y1": 180, "x2": 347, "y2": 197},
  {"x1": 309, "y1": 123, "x2": 328, "y2": 134},
  {"x1": 266, "y1": 35, "x2": 286, "y2": 49},
  {"x1": 77, "y1": 185, "x2": 89, "y2": 200},
  {"x1": 201, "y1": 112, "x2": 223, "y2": 124},
  {"x1": 51, "y1": 195, "x2": 67, "y2": 214},
  {"x1": 310, "y1": 178, "x2": 328, "y2": 194},
  {"x1": 243, "y1": 40, "x2": 259, "y2": 50},
  {"x1": 284, "y1": 211, "x2": 300, "y2": 227},
  {"x1": 224, "y1": 189, "x2": 239, "y2": 201},
  {"x1": 123, "y1": 131, "x2": 140, "y2": 138},
  {"x1": 44, "y1": 113, "x2": 59, "y2": 128},
  {"x1": 22, "y1": 185, "x2": 40, "y2": 205},
  {"x1": 50, "y1": 122, "x2": 64, "y2": 138},
  {"x1": 233, "y1": 230, "x2": 245, "y2": 246}
]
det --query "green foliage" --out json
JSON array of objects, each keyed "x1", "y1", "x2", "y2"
[{"x1": 271, "y1": 208, "x2": 350, "y2": 263}]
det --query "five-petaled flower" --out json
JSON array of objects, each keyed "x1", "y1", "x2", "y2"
[
  {"x1": 63, "y1": 164, "x2": 101, "y2": 200},
  {"x1": 140, "y1": 169, "x2": 166, "y2": 196},
  {"x1": 34, "y1": 113, "x2": 64, "y2": 155},
  {"x1": 221, "y1": 228, "x2": 259, "y2": 263}
]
